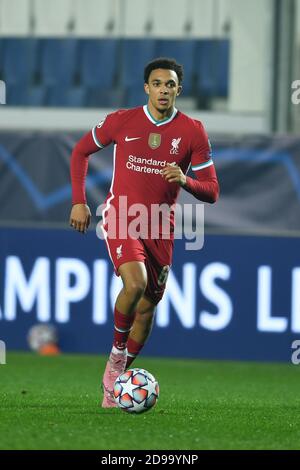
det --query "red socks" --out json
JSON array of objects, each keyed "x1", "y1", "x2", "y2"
[
  {"x1": 113, "y1": 308, "x2": 135, "y2": 351},
  {"x1": 113, "y1": 308, "x2": 145, "y2": 365}
]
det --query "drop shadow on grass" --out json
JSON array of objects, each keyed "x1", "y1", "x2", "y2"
[
  {"x1": 6, "y1": 399, "x2": 154, "y2": 417},
  {"x1": 5, "y1": 395, "x2": 172, "y2": 416},
  {"x1": 3, "y1": 401, "x2": 108, "y2": 414}
]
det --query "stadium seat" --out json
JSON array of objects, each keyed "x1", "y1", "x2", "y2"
[
  {"x1": 79, "y1": 39, "x2": 118, "y2": 89},
  {"x1": 39, "y1": 39, "x2": 78, "y2": 86},
  {"x1": 67, "y1": 86, "x2": 87, "y2": 107},
  {"x1": 195, "y1": 39, "x2": 230, "y2": 99},
  {"x1": 6, "y1": 84, "x2": 46, "y2": 106},
  {"x1": 46, "y1": 85, "x2": 87, "y2": 108},
  {"x1": 156, "y1": 40, "x2": 197, "y2": 95},
  {"x1": 120, "y1": 39, "x2": 157, "y2": 89},
  {"x1": 86, "y1": 87, "x2": 124, "y2": 108},
  {"x1": 47, "y1": 85, "x2": 86, "y2": 107},
  {"x1": 0, "y1": 39, "x2": 4, "y2": 76},
  {"x1": 216, "y1": 40, "x2": 230, "y2": 97},
  {"x1": 2, "y1": 38, "x2": 38, "y2": 85},
  {"x1": 32, "y1": 0, "x2": 74, "y2": 36},
  {"x1": 27, "y1": 86, "x2": 46, "y2": 106},
  {"x1": 125, "y1": 88, "x2": 148, "y2": 108}
]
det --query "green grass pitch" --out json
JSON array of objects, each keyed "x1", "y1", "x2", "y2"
[{"x1": 1, "y1": 352, "x2": 300, "y2": 450}]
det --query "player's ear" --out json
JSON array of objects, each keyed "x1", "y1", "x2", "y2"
[
  {"x1": 177, "y1": 85, "x2": 182, "y2": 96},
  {"x1": 144, "y1": 83, "x2": 150, "y2": 95}
]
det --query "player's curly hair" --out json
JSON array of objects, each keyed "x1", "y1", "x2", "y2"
[{"x1": 144, "y1": 58, "x2": 184, "y2": 85}]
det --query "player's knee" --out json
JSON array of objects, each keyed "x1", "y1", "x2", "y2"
[{"x1": 124, "y1": 280, "x2": 147, "y2": 301}]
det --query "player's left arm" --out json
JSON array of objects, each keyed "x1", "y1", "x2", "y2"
[
  {"x1": 162, "y1": 121, "x2": 219, "y2": 203},
  {"x1": 162, "y1": 163, "x2": 219, "y2": 203}
]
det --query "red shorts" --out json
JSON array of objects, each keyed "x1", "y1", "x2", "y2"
[{"x1": 103, "y1": 234, "x2": 174, "y2": 305}]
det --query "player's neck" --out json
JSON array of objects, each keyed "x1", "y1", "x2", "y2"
[{"x1": 147, "y1": 102, "x2": 175, "y2": 122}]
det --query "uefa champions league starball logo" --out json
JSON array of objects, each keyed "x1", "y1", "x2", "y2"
[{"x1": 113, "y1": 368, "x2": 159, "y2": 413}]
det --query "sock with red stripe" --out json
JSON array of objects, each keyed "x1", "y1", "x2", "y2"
[
  {"x1": 126, "y1": 337, "x2": 145, "y2": 368},
  {"x1": 113, "y1": 308, "x2": 135, "y2": 351}
]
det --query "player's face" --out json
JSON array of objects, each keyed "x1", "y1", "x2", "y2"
[{"x1": 144, "y1": 69, "x2": 182, "y2": 116}]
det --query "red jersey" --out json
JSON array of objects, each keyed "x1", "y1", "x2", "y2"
[
  {"x1": 92, "y1": 106, "x2": 216, "y2": 231},
  {"x1": 71, "y1": 105, "x2": 219, "y2": 236}
]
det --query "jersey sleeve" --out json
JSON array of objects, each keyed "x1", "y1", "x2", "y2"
[
  {"x1": 190, "y1": 120, "x2": 214, "y2": 172},
  {"x1": 182, "y1": 119, "x2": 219, "y2": 203},
  {"x1": 91, "y1": 111, "x2": 122, "y2": 148}
]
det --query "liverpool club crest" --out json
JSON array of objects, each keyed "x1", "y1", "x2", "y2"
[{"x1": 148, "y1": 133, "x2": 161, "y2": 149}]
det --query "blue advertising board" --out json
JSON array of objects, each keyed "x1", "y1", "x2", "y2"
[{"x1": 0, "y1": 227, "x2": 299, "y2": 362}]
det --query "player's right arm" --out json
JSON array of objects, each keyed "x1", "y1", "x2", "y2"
[{"x1": 69, "y1": 116, "x2": 116, "y2": 233}]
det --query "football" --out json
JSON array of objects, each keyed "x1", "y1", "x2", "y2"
[
  {"x1": 27, "y1": 324, "x2": 58, "y2": 352},
  {"x1": 113, "y1": 368, "x2": 159, "y2": 413}
]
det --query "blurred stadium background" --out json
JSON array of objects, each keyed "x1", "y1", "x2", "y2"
[{"x1": 0, "y1": 0, "x2": 300, "y2": 363}]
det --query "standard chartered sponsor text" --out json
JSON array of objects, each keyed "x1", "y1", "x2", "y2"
[{"x1": 126, "y1": 155, "x2": 175, "y2": 174}]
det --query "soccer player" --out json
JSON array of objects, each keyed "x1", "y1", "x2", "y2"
[{"x1": 69, "y1": 58, "x2": 219, "y2": 408}]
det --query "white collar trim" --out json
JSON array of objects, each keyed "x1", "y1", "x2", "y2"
[{"x1": 143, "y1": 105, "x2": 178, "y2": 126}]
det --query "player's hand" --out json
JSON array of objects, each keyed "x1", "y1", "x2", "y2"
[
  {"x1": 161, "y1": 163, "x2": 186, "y2": 186},
  {"x1": 69, "y1": 204, "x2": 91, "y2": 234}
]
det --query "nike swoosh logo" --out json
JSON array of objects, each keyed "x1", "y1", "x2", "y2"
[{"x1": 125, "y1": 136, "x2": 141, "y2": 142}]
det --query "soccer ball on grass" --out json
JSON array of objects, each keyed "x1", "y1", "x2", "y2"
[{"x1": 113, "y1": 368, "x2": 159, "y2": 413}]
